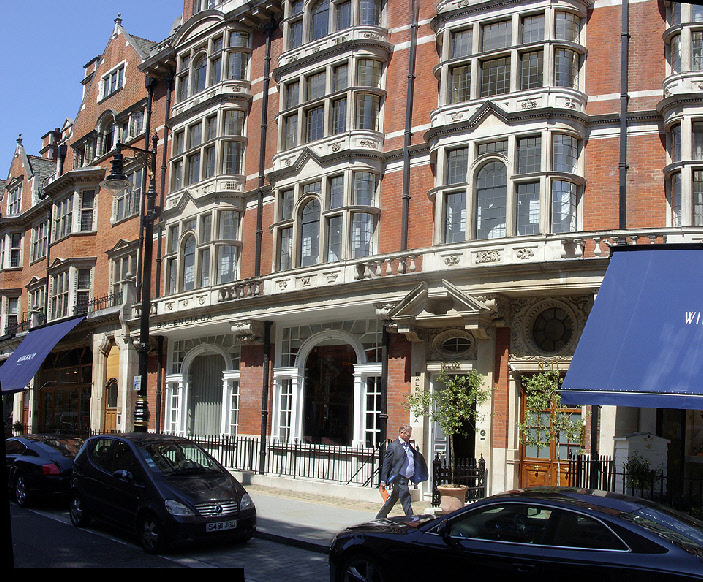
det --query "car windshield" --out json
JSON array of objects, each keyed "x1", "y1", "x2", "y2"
[
  {"x1": 137, "y1": 441, "x2": 222, "y2": 475},
  {"x1": 623, "y1": 506, "x2": 703, "y2": 555}
]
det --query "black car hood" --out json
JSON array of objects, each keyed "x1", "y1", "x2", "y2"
[
  {"x1": 157, "y1": 471, "x2": 244, "y2": 505},
  {"x1": 341, "y1": 514, "x2": 437, "y2": 536}
]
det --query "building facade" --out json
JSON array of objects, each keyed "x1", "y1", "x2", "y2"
[{"x1": 3, "y1": 0, "x2": 703, "y2": 499}]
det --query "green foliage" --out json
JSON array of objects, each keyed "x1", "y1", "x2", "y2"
[
  {"x1": 517, "y1": 363, "x2": 583, "y2": 462},
  {"x1": 404, "y1": 367, "x2": 489, "y2": 482},
  {"x1": 624, "y1": 451, "x2": 662, "y2": 490}
]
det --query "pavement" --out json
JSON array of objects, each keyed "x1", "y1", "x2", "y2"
[{"x1": 245, "y1": 483, "x2": 437, "y2": 553}]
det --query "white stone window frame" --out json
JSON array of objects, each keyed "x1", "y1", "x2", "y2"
[
  {"x1": 283, "y1": 0, "x2": 385, "y2": 52},
  {"x1": 276, "y1": 53, "x2": 387, "y2": 152},
  {"x1": 99, "y1": 61, "x2": 126, "y2": 102},
  {"x1": 272, "y1": 327, "x2": 381, "y2": 446},
  {"x1": 437, "y1": 7, "x2": 586, "y2": 107},
  {"x1": 434, "y1": 129, "x2": 584, "y2": 243},
  {"x1": 272, "y1": 167, "x2": 380, "y2": 271}
]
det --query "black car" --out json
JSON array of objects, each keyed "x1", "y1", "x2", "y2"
[
  {"x1": 5, "y1": 435, "x2": 83, "y2": 507},
  {"x1": 69, "y1": 433, "x2": 256, "y2": 553},
  {"x1": 329, "y1": 487, "x2": 703, "y2": 582}
]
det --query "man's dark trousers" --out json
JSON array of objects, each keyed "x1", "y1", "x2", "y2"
[{"x1": 376, "y1": 476, "x2": 412, "y2": 518}]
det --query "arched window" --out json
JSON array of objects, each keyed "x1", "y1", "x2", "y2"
[
  {"x1": 300, "y1": 199, "x2": 321, "y2": 267},
  {"x1": 193, "y1": 55, "x2": 207, "y2": 94},
  {"x1": 310, "y1": 0, "x2": 330, "y2": 41},
  {"x1": 475, "y1": 161, "x2": 507, "y2": 239},
  {"x1": 182, "y1": 234, "x2": 196, "y2": 291}
]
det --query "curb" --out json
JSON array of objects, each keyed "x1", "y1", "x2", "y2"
[{"x1": 254, "y1": 530, "x2": 330, "y2": 554}]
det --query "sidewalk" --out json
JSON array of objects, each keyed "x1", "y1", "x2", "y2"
[{"x1": 246, "y1": 484, "x2": 436, "y2": 553}]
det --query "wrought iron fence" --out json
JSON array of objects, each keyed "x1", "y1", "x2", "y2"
[
  {"x1": 431, "y1": 454, "x2": 487, "y2": 507},
  {"x1": 568, "y1": 453, "x2": 703, "y2": 517}
]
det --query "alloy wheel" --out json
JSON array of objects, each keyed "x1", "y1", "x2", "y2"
[
  {"x1": 342, "y1": 557, "x2": 387, "y2": 582},
  {"x1": 139, "y1": 515, "x2": 165, "y2": 554},
  {"x1": 14, "y1": 475, "x2": 29, "y2": 507},
  {"x1": 70, "y1": 493, "x2": 89, "y2": 527}
]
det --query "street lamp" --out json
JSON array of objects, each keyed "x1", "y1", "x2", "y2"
[{"x1": 100, "y1": 135, "x2": 159, "y2": 432}]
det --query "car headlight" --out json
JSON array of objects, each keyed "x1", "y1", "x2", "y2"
[
  {"x1": 165, "y1": 499, "x2": 195, "y2": 516},
  {"x1": 240, "y1": 493, "x2": 254, "y2": 511}
]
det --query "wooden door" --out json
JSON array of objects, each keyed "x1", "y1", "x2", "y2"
[
  {"x1": 519, "y1": 403, "x2": 582, "y2": 487},
  {"x1": 103, "y1": 346, "x2": 120, "y2": 432}
]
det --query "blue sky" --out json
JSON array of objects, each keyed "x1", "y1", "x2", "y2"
[{"x1": 2, "y1": 1, "x2": 182, "y2": 179}]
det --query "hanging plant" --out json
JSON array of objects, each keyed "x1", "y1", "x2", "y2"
[{"x1": 404, "y1": 367, "x2": 489, "y2": 484}]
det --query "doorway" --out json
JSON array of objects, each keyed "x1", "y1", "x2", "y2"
[
  {"x1": 303, "y1": 343, "x2": 356, "y2": 445},
  {"x1": 187, "y1": 353, "x2": 225, "y2": 436}
]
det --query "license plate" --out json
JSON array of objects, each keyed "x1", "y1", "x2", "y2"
[{"x1": 206, "y1": 520, "x2": 237, "y2": 532}]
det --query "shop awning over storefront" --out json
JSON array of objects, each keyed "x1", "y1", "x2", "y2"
[
  {"x1": 0, "y1": 317, "x2": 84, "y2": 394},
  {"x1": 561, "y1": 245, "x2": 703, "y2": 409}
]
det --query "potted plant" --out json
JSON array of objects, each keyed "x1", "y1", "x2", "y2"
[
  {"x1": 517, "y1": 362, "x2": 583, "y2": 485},
  {"x1": 404, "y1": 366, "x2": 489, "y2": 512}
]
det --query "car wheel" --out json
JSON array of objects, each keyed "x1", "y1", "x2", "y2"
[
  {"x1": 138, "y1": 514, "x2": 166, "y2": 554},
  {"x1": 69, "y1": 493, "x2": 90, "y2": 527},
  {"x1": 340, "y1": 555, "x2": 388, "y2": 582},
  {"x1": 14, "y1": 475, "x2": 30, "y2": 507}
]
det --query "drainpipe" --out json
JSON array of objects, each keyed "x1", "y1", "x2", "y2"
[
  {"x1": 400, "y1": 0, "x2": 419, "y2": 271},
  {"x1": 400, "y1": 0, "x2": 419, "y2": 261},
  {"x1": 618, "y1": 0, "x2": 629, "y2": 235},
  {"x1": 255, "y1": 19, "x2": 276, "y2": 278},
  {"x1": 259, "y1": 321, "x2": 272, "y2": 474},
  {"x1": 155, "y1": 76, "x2": 173, "y2": 434}
]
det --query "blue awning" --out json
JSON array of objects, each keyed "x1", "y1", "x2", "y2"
[
  {"x1": 0, "y1": 317, "x2": 84, "y2": 393},
  {"x1": 561, "y1": 245, "x2": 703, "y2": 409}
]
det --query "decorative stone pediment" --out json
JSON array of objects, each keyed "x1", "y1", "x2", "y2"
[{"x1": 385, "y1": 280, "x2": 497, "y2": 341}]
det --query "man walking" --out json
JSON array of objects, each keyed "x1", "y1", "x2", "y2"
[{"x1": 376, "y1": 424, "x2": 427, "y2": 519}]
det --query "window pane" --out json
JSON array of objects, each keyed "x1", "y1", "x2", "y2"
[
  {"x1": 672, "y1": 173, "x2": 682, "y2": 227},
  {"x1": 551, "y1": 180, "x2": 577, "y2": 233},
  {"x1": 223, "y1": 141, "x2": 243, "y2": 174},
  {"x1": 481, "y1": 57, "x2": 510, "y2": 97},
  {"x1": 446, "y1": 147, "x2": 469, "y2": 184},
  {"x1": 555, "y1": 12, "x2": 580, "y2": 43},
  {"x1": 352, "y1": 213, "x2": 374, "y2": 258},
  {"x1": 332, "y1": 98, "x2": 347, "y2": 134},
  {"x1": 552, "y1": 134, "x2": 578, "y2": 173},
  {"x1": 445, "y1": 191, "x2": 466, "y2": 243},
  {"x1": 357, "y1": 59, "x2": 382, "y2": 88},
  {"x1": 280, "y1": 189, "x2": 295, "y2": 220},
  {"x1": 694, "y1": 123, "x2": 703, "y2": 160},
  {"x1": 482, "y1": 20, "x2": 511, "y2": 52},
  {"x1": 228, "y1": 51, "x2": 248, "y2": 80},
  {"x1": 359, "y1": 0, "x2": 381, "y2": 26},
  {"x1": 286, "y1": 81, "x2": 300, "y2": 108},
  {"x1": 311, "y1": 0, "x2": 330, "y2": 40},
  {"x1": 279, "y1": 227, "x2": 293, "y2": 270},
  {"x1": 300, "y1": 200, "x2": 321, "y2": 266},
  {"x1": 476, "y1": 161, "x2": 507, "y2": 239},
  {"x1": 306, "y1": 106, "x2": 325, "y2": 142},
  {"x1": 356, "y1": 93, "x2": 380, "y2": 130},
  {"x1": 554, "y1": 48, "x2": 579, "y2": 89},
  {"x1": 518, "y1": 136, "x2": 541, "y2": 173},
  {"x1": 329, "y1": 176, "x2": 344, "y2": 208},
  {"x1": 224, "y1": 110, "x2": 244, "y2": 135},
  {"x1": 217, "y1": 245, "x2": 237, "y2": 284},
  {"x1": 451, "y1": 29, "x2": 472, "y2": 59},
  {"x1": 517, "y1": 182, "x2": 540, "y2": 235},
  {"x1": 521, "y1": 50, "x2": 543, "y2": 90},
  {"x1": 522, "y1": 14, "x2": 545, "y2": 43},
  {"x1": 327, "y1": 215, "x2": 343, "y2": 261},
  {"x1": 219, "y1": 210, "x2": 239, "y2": 239},
  {"x1": 353, "y1": 172, "x2": 376, "y2": 205},
  {"x1": 307, "y1": 71, "x2": 327, "y2": 100},
  {"x1": 451, "y1": 65, "x2": 471, "y2": 103},
  {"x1": 694, "y1": 171, "x2": 703, "y2": 226},
  {"x1": 183, "y1": 235, "x2": 196, "y2": 291},
  {"x1": 284, "y1": 115, "x2": 298, "y2": 149},
  {"x1": 694, "y1": 32, "x2": 703, "y2": 71},
  {"x1": 336, "y1": 0, "x2": 351, "y2": 30}
]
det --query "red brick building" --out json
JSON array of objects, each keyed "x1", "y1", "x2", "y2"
[{"x1": 2, "y1": 0, "x2": 702, "y2": 501}]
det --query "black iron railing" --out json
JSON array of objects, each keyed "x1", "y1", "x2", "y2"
[
  {"x1": 431, "y1": 454, "x2": 487, "y2": 507},
  {"x1": 568, "y1": 453, "x2": 703, "y2": 518}
]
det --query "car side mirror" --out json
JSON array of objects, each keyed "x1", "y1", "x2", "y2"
[{"x1": 114, "y1": 469, "x2": 133, "y2": 482}]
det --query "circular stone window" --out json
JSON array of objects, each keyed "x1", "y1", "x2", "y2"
[
  {"x1": 442, "y1": 336, "x2": 472, "y2": 354},
  {"x1": 532, "y1": 307, "x2": 574, "y2": 353}
]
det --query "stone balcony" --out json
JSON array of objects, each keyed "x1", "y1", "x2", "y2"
[{"x1": 144, "y1": 227, "x2": 703, "y2": 319}]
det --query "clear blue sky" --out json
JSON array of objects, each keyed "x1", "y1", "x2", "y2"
[{"x1": 2, "y1": 1, "x2": 182, "y2": 179}]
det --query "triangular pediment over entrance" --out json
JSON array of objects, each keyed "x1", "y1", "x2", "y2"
[{"x1": 384, "y1": 280, "x2": 497, "y2": 341}]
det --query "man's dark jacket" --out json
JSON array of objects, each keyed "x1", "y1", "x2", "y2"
[{"x1": 380, "y1": 439, "x2": 428, "y2": 485}]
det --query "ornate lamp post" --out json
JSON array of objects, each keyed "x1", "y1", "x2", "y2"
[{"x1": 100, "y1": 135, "x2": 158, "y2": 432}]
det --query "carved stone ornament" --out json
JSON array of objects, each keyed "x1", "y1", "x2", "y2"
[{"x1": 232, "y1": 321, "x2": 264, "y2": 344}]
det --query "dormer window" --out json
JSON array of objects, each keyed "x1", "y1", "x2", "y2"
[{"x1": 100, "y1": 63, "x2": 125, "y2": 100}]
